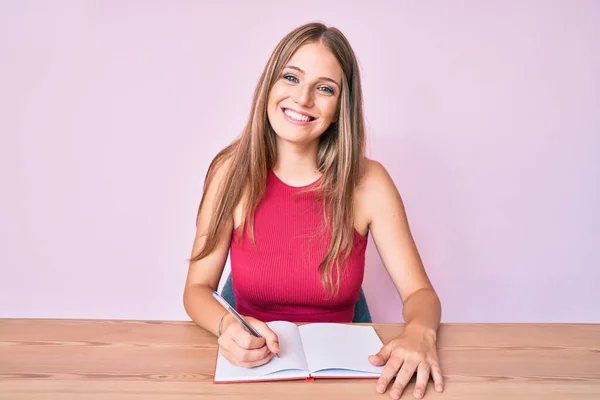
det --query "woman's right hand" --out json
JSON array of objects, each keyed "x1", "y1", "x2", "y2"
[{"x1": 217, "y1": 314, "x2": 280, "y2": 368}]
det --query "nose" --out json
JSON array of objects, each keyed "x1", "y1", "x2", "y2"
[{"x1": 292, "y1": 83, "x2": 313, "y2": 108}]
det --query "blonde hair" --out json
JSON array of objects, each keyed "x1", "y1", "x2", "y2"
[{"x1": 192, "y1": 22, "x2": 366, "y2": 294}]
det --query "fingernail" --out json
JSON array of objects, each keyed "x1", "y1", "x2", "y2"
[
  {"x1": 414, "y1": 389, "x2": 422, "y2": 398},
  {"x1": 436, "y1": 383, "x2": 443, "y2": 392},
  {"x1": 376, "y1": 384, "x2": 385, "y2": 393},
  {"x1": 391, "y1": 390, "x2": 400, "y2": 399}
]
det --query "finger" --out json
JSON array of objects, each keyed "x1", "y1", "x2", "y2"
[
  {"x1": 221, "y1": 346, "x2": 274, "y2": 368},
  {"x1": 219, "y1": 347, "x2": 236, "y2": 366},
  {"x1": 390, "y1": 361, "x2": 418, "y2": 400},
  {"x1": 240, "y1": 351, "x2": 275, "y2": 368},
  {"x1": 218, "y1": 333, "x2": 266, "y2": 361},
  {"x1": 230, "y1": 343, "x2": 273, "y2": 365},
  {"x1": 248, "y1": 318, "x2": 280, "y2": 355},
  {"x1": 375, "y1": 350, "x2": 403, "y2": 394},
  {"x1": 431, "y1": 362, "x2": 444, "y2": 392},
  {"x1": 413, "y1": 363, "x2": 431, "y2": 399},
  {"x1": 229, "y1": 323, "x2": 267, "y2": 350},
  {"x1": 369, "y1": 343, "x2": 393, "y2": 366}
]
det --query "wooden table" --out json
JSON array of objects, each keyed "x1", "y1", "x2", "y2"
[{"x1": 0, "y1": 319, "x2": 599, "y2": 399}]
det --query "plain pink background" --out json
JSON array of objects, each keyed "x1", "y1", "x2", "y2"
[{"x1": 1, "y1": 1, "x2": 598, "y2": 323}]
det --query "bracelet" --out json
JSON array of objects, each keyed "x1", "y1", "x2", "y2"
[{"x1": 217, "y1": 312, "x2": 228, "y2": 337}]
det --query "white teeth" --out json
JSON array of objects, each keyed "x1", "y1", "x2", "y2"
[{"x1": 284, "y1": 109, "x2": 312, "y2": 122}]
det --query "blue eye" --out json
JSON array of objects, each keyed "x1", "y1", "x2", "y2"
[
  {"x1": 319, "y1": 86, "x2": 334, "y2": 95},
  {"x1": 283, "y1": 74, "x2": 298, "y2": 83}
]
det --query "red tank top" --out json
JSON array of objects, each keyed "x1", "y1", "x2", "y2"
[{"x1": 229, "y1": 170, "x2": 368, "y2": 323}]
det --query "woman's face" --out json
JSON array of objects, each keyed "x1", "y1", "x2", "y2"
[{"x1": 267, "y1": 42, "x2": 343, "y2": 147}]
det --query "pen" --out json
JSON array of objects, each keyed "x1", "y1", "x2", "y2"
[{"x1": 212, "y1": 291, "x2": 279, "y2": 357}]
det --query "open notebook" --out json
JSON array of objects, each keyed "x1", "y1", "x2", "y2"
[{"x1": 213, "y1": 321, "x2": 384, "y2": 383}]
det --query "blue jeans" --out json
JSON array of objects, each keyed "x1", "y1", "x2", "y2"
[{"x1": 220, "y1": 273, "x2": 372, "y2": 323}]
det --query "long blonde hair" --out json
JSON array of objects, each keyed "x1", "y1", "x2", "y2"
[{"x1": 192, "y1": 22, "x2": 366, "y2": 294}]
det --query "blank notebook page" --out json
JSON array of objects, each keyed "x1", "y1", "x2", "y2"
[
  {"x1": 214, "y1": 320, "x2": 309, "y2": 382},
  {"x1": 299, "y1": 323, "x2": 384, "y2": 376}
]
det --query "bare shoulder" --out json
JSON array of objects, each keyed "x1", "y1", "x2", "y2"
[
  {"x1": 359, "y1": 158, "x2": 396, "y2": 189},
  {"x1": 196, "y1": 153, "x2": 235, "y2": 229},
  {"x1": 356, "y1": 159, "x2": 433, "y2": 300},
  {"x1": 354, "y1": 158, "x2": 401, "y2": 232},
  {"x1": 212, "y1": 155, "x2": 247, "y2": 230},
  {"x1": 355, "y1": 158, "x2": 402, "y2": 225},
  {"x1": 204, "y1": 153, "x2": 233, "y2": 192}
]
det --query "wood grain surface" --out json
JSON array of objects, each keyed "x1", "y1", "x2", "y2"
[{"x1": 1, "y1": 319, "x2": 599, "y2": 399}]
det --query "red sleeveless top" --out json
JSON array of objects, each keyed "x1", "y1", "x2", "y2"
[{"x1": 229, "y1": 170, "x2": 368, "y2": 323}]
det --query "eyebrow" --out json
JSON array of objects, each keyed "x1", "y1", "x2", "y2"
[{"x1": 285, "y1": 65, "x2": 341, "y2": 88}]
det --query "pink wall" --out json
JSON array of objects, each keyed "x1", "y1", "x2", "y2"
[{"x1": 1, "y1": 1, "x2": 598, "y2": 323}]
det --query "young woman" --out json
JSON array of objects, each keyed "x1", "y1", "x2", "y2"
[{"x1": 183, "y1": 22, "x2": 443, "y2": 399}]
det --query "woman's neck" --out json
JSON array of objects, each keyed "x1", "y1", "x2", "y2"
[{"x1": 272, "y1": 140, "x2": 321, "y2": 187}]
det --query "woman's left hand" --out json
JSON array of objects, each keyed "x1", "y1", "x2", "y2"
[{"x1": 369, "y1": 324, "x2": 443, "y2": 399}]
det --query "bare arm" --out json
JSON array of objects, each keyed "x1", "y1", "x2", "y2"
[
  {"x1": 184, "y1": 162, "x2": 280, "y2": 367},
  {"x1": 183, "y1": 162, "x2": 234, "y2": 336},
  {"x1": 362, "y1": 159, "x2": 441, "y2": 333},
  {"x1": 362, "y1": 159, "x2": 444, "y2": 398}
]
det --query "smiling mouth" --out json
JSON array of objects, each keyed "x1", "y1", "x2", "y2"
[{"x1": 282, "y1": 108, "x2": 316, "y2": 122}]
